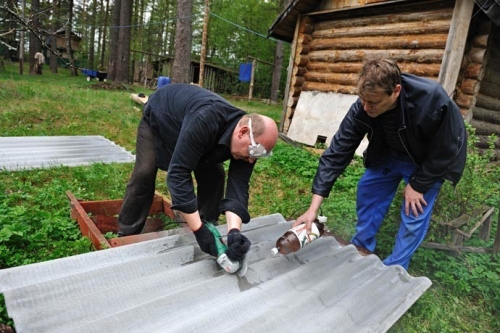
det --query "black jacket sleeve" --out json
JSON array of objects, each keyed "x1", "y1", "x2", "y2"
[{"x1": 312, "y1": 101, "x2": 369, "y2": 198}]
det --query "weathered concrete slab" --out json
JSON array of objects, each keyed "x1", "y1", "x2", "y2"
[{"x1": 287, "y1": 91, "x2": 368, "y2": 156}]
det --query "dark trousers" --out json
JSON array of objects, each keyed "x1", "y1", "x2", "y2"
[{"x1": 118, "y1": 119, "x2": 225, "y2": 236}]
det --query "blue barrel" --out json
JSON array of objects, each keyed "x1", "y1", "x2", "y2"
[{"x1": 158, "y1": 76, "x2": 171, "y2": 89}]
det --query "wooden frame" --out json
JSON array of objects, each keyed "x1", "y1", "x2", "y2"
[
  {"x1": 422, "y1": 206, "x2": 500, "y2": 254},
  {"x1": 67, "y1": 191, "x2": 183, "y2": 250}
]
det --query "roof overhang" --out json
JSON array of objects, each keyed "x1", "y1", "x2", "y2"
[
  {"x1": 268, "y1": 0, "x2": 322, "y2": 43},
  {"x1": 268, "y1": 0, "x2": 457, "y2": 43},
  {"x1": 475, "y1": 0, "x2": 500, "y2": 26}
]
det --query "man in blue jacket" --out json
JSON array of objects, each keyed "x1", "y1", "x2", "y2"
[
  {"x1": 295, "y1": 57, "x2": 467, "y2": 269},
  {"x1": 118, "y1": 83, "x2": 279, "y2": 263}
]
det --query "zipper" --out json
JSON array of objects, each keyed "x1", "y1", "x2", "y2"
[{"x1": 397, "y1": 126, "x2": 417, "y2": 165}]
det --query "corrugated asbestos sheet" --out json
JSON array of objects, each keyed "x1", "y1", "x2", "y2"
[
  {"x1": 0, "y1": 136, "x2": 135, "y2": 171},
  {"x1": 0, "y1": 214, "x2": 431, "y2": 333}
]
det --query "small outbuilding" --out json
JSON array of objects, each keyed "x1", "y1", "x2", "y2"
[
  {"x1": 269, "y1": 0, "x2": 500, "y2": 157},
  {"x1": 44, "y1": 29, "x2": 82, "y2": 66}
]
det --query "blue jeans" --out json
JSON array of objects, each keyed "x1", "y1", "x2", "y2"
[{"x1": 351, "y1": 157, "x2": 442, "y2": 269}]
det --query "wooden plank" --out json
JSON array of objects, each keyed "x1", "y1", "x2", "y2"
[
  {"x1": 452, "y1": 232, "x2": 465, "y2": 246},
  {"x1": 455, "y1": 93, "x2": 476, "y2": 110},
  {"x1": 313, "y1": 20, "x2": 451, "y2": 39},
  {"x1": 439, "y1": 214, "x2": 470, "y2": 228},
  {"x1": 80, "y1": 200, "x2": 123, "y2": 216},
  {"x1": 130, "y1": 93, "x2": 148, "y2": 105},
  {"x1": 302, "y1": 81, "x2": 356, "y2": 94},
  {"x1": 463, "y1": 63, "x2": 485, "y2": 80},
  {"x1": 303, "y1": 72, "x2": 358, "y2": 85},
  {"x1": 438, "y1": 0, "x2": 475, "y2": 96},
  {"x1": 67, "y1": 190, "x2": 177, "y2": 248},
  {"x1": 309, "y1": 34, "x2": 448, "y2": 51},
  {"x1": 460, "y1": 79, "x2": 481, "y2": 95},
  {"x1": 307, "y1": 62, "x2": 362, "y2": 73},
  {"x1": 493, "y1": 211, "x2": 500, "y2": 254},
  {"x1": 91, "y1": 215, "x2": 119, "y2": 234},
  {"x1": 455, "y1": 207, "x2": 495, "y2": 238},
  {"x1": 154, "y1": 190, "x2": 176, "y2": 219},
  {"x1": 308, "y1": 49, "x2": 444, "y2": 63},
  {"x1": 109, "y1": 230, "x2": 174, "y2": 247},
  {"x1": 421, "y1": 242, "x2": 493, "y2": 254},
  {"x1": 280, "y1": 14, "x2": 302, "y2": 133},
  {"x1": 78, "y1": 195, "x2": 166, "y2": 216},
  {"x1": 479, "y1": 213, "x2": 492, "y2": 242},
  {"x1": 66, "y1": 191, "x2": 111, "y2": 250},
  {"x1": 314, "y1": 8, "x2": 453, "y2": 31}
]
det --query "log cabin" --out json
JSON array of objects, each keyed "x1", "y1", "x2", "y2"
[
  {"x1": 269, "y1": 0, "x2": 500, "y2": 158},
  {"x1": 44, "y1": 29, "x2": 82, "y2": 66}
]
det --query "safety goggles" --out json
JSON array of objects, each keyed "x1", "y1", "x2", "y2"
[{"x1": 248, "y1": 118, "x2": 272, "y2": 158}]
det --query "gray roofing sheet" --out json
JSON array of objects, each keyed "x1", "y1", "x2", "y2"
[
  {"x1": 0, "y1": 214, "x2": 431, "y2": 333},
  {"x1": 0, "y1": 136, "x2": 135, "y2": 171}
]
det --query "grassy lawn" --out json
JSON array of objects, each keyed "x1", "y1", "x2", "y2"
[{"x1": 0, "y1": 63, "x2": 499, "y2": 331}]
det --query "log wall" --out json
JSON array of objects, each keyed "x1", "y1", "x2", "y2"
[
  {"x1": 455, "y1": 17, "x2": 492, "y2": 120},
  {"x1": 470, "y1": 22, "x2": 500, "y2": 157},
  {"x1": 283, "y1": 6, "x2": 454, "y2": 133},
  {"x1": 282, "y1": 16, "x2": 315, "y2": 132}
]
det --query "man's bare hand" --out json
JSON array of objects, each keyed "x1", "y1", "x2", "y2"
[
  {"x1": 403, "y1": 184, "x2": 427, "y2": 217},
  {"x1": 293, "y1": 210, "x2": 317, "y2": 233}
]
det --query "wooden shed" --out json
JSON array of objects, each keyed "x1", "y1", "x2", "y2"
[
  {"x1": 269, "y1": 0, "x2": 500, "y2": 157},
  {"x1": 130, "y1": 49, "x2": 238, "y2": 94},
  {"x1": 43, "y1": 29, "x2": 82, "y2": 65}
]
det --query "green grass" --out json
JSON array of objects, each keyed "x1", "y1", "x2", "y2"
[{"x1": 0, "y1": 62, "x2": 499, "y2": 331}]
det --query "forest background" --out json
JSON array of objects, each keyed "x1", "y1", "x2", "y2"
[{"x1": 0, "y1": 0, "x2": 292, "y2": 100}]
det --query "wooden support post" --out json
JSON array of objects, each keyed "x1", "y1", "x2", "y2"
[
  {"x1": 452, "y1": 232, "x2": 465, "y2": 246},
  {"x1": 248, "y1": 58, "x2": 256, "y2": 100},
  {"x1": 280, "y1": 14, "x2": 302, "y2": 133},
  {"x1": 438, "y1": 0, "x2": 475, "y2": 96},
  {"x1": 479, "y1": 208, "x2": 495, "y2": 241},
  {"x1": 493, "y1": 208, "x2": 500, "y2": 254},
  {"x1": 199, "y1": 0, "x2": 210, "y2": 87}
]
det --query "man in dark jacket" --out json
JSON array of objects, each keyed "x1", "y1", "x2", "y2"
[
  {"x1": 295, "y1": 57, "x2": 467, "y2": 269},
  {"x1": 118, "y1": 83, "x2": 279, "y2": 263}
]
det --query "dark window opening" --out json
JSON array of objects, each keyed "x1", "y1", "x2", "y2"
[{"x1": 316, "y1": 135, "x2": 327, "y2": 145}]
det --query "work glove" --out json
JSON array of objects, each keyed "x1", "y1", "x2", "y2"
[
  {"x1": 225, "y1": 228, "x2": 251, "y2": 261},
  {"x1": 193, "y1": 224, "x2": 218, "y2": 257}
]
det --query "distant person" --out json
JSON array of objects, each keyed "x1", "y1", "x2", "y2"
[
  {"x1": 118, "y1": 83, "x2": 279, "y2": 264},
  {"x1": 295, "y1": 57, "x2": 467, "y2": 269},
  {"x1": 34, "y1": 52, "x2": 45, "y2": 74}
]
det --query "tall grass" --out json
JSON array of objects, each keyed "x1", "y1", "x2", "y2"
[{"x1": 0, "y1": 63, "x2": 499, "y2": 331}]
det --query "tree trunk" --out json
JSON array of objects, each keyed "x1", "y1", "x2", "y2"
[
  {"x1": 198, "y1": 0, "x2": 209, "y2": 87},
  {"x1": 66, "y1": 0, "x2": 78, "y2": 76},
  {"x1": 19, "y1": 0, "x2": 26, "y2": 74},
  {"x1": 100, "y1": 0, "x2": 110, "y2": 69},
  {"x1": 29, "y1": 0, "x2": 42, "y2": 75},
  {"x1": 107, "y1": 0, "x2": 121, "y2": 81},
  {"x1": 271, "y1": 0, "x2": 293, "y2": 103},
  {"x1": 270, "y1": 40, "x2": 284, "y2": 102},
  {"x1": 50, "y1": 0, "x2": 59, "y2": 73},
  {"x1": 4, "y1": 0, "x2": 17, "y2": 60},
  {"x1": 171, "y1": 0, "x2": 193, "y2": 84},
  {"x1": 114, "y1": 0, "x2": 133, "y2": 83},
  {"x1": 88, "y1": 0, "x2": 98, "y2": 70}
]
